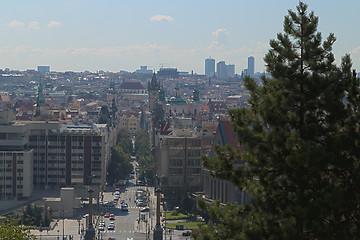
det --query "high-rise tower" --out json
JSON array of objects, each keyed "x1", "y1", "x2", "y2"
[
  {"x1": 248, "y1": 56, "x2": 255, "y2": 76},
  {"x1": 205, "y1": 57, "x2": 215, "y2": 77}
]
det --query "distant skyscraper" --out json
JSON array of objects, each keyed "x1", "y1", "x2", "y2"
[
  {"x1": 205, "y1": 57, "x2": 215, "y2": 77},
  {"x1": 227, "y1": 64, "x2": 235, "y2": 78},
  {"x1": 37, "y1": 66, "x2": 50, "y2": 73},
  {"x1": 248, "y1": 56, "x2": 255, "y2": 76},
  {"x1": 217, "y1": 61, "x2": 227, "y2": 78}
]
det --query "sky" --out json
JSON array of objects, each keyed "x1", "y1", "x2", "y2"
[{"x1": 0, "y1": 0, "x2": 359, "y2": 74}]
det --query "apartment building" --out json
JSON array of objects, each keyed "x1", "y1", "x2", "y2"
[
  {"x1": 27, "y1": 122, "x2": 106, "y2": 190},
  {"x1": 0, "y1": 108, "x2": 33, "y2": 200},
  {"x1": 155, "y1": 129, "x2": 203, "y2": 201}
]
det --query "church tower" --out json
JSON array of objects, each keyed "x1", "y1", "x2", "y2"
[{"x1": 148, "y1": 72, "x2": 160, "y2": 112}]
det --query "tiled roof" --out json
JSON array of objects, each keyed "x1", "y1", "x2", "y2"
[{"x1": 218, "y1": 120, "x2": 239, "y2": 149}]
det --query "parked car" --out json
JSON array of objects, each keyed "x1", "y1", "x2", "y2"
[
  {"x1": 136, "y1": 180, "x2": 144, "y2": 186},
  {"x1": 182, "y1": 230, "x2": 191, "y2": 236},
  {"x1": 136, "y1": 201, "x2": 147, "y2": 207},
  {"x1": 104, "y1": 201, "x2": 116, "y2": 208},
  {"x1": 109, "y1": 214, "x2": 115, "y2": 220},
  {"x1": 139, "y1": 207, "x2": 149, "y2": 212},
  {"x1": 104, "y1": 212, "x2": 110, "y2": 218},
  {"x1": 114, "y1": 194, "x2": 119, "y2": 201}
]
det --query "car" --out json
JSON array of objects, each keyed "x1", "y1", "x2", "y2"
[
  {"x1": 114, "y1": 191, "x2": 120, "y2": 195},
  {"x1": 136, "y1": 180, "x2": 143, "y2": 186},
  {"x1": 114, "y1": 194, "x2": 119, "y2": 201},
  {"x1": 121, "y1": 203, "x2": 128, "y2": 211},
  {"x1": 104, "y1": 212, "x2": 110, "y2": 218},
  {"x1": 137, "y1": 201, "x2": 147, "y2": 207},
  {"x1": 182, "y1": 230, "x2": 191, "y2": 236},
  {"x1": 120, "y1": 199, "x2": 125, "y2": 204},
  {"x1": 104, "y1": 201, "x2": 116, "y2": 208},
  {"x1": 115, "y1": 188, "x2": 120, "y2": 191},
  {"x1": 100, "y1": 221, "x2": 105, "y2": 227},
  {"x1": 139, "y1": 207, "x2": 149, "y2": 212},
  {"x1": 109, "y1": 214, "x2": 115, "y2": 220},
  {"x1": 107, "y1": 224, "x2": 115, "y2": 230},
  {"x1": 108, "y1": 238, "x2": 116, "y2": 240},
  {"x1": 99, "y1": 225, "x2": 105, "y2": 231}
]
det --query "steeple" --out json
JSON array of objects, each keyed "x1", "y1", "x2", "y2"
[
  {"x1": 107, "y1": 79, "x2": 117, "y2": 94},
  {"x1": 193, "y1": 87, "x2": 200, "y2": 102},
  {"x1": 148, "y1": 72, "x2": 160, "y2": 112},
  {"x1": 148, "y1": 72, "x2": 160, "y2": 90},
  {"x1": 174, "y1": 85, "x2": 180, "y2": 98}
]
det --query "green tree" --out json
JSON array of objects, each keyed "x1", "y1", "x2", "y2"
[
  {"x1": 107, "y1": 145, "x2": 132, "y2": 184},
  {"x1": 196, "y1": 2, "x2": 360, "y2": 240},
  {"x1": 0, "y1": 220, "x2": 35, "y2": 240},
  {"x1": 134, "y1": 130, "x2": 156, "y2": 185},
  {"x1": 116, "y1": 129, "x2": 132, "y2": 154}
]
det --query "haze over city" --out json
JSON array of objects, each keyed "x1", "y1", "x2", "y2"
[{"x1": 0, "y1": 0, "x2": 359, "y2": 73}]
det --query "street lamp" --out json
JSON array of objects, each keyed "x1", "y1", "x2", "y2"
[{"x1": 77, "y1": 219, "x2": 81, "y2": 234}]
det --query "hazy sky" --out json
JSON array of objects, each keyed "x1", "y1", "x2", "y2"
[{"x1": 0, "y1": 0, "x2": 359, "y2": 74}]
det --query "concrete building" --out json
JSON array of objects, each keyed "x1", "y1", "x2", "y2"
[
  {"x1": 119, "y1": 113, "x2": 140, "y2": 133},
  {"x1": 155, "y1": 129, "x2": 203, "y2": 202},
  {"x1": 205, "y1": 57, "x2": 215, "y2": 77},
  {"x1": 216, "y1": 61, "x2": 235, "y2": 78},
  {"x1": 37, "y1": 66, "x2": 50, "y2": 73},
  {"x1": 0, "y1": 107, "x2": 33, "y2": 200},
  {"x1": 248, "y1": 56, "x2": 255, "y2": 76},
  {"x1": 216, "y1": 61, "x2": 227, "y2": 79},
  {"x1": 203, "y1": 120, "x2": 250, "y2": 204},
  {"x1": 227, "y1": 64, "x2": 235, "y2": 78},
  {"x1": 45, "y1": 187, "x2": 81, "y2": 218}
]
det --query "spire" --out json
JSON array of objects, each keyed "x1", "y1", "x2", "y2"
[{"x1": 149, "y1": 72, "x2": 159, "y2": 90}]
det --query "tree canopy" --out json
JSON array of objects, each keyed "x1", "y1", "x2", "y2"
[
  {"x1": 197, "y1": 2, "x2": 360, "y2": 239},
  {"x1": 0, "y1": 220, "x2": 35, "y2": 240}
]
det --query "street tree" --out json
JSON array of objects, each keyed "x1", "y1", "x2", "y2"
[
  {"x1": 196, "y1": 2, "x2": 360, "y2": 240},
  {"x1": 0, "y1": 220, "x2": 35, "y2": 240}
]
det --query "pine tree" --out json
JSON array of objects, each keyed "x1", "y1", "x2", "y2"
[{"x1": 196, "y1": 2, "x2": 360, "y2": 239}]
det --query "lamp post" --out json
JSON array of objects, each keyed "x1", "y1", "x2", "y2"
[
  {"x1": 153, "y1": 188, "x2": 163, "y2": 240},
  {"x1": 84, "y1": 188, "x2": 95, "y2": 240},
  {"x1": 62, "y1": 208, "x2": 65, "y2": 240},
  {"x1": 77, "y1": 219, "x2": 81, "y2": 234}
]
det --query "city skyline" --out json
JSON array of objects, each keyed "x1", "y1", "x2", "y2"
[{"x1": 0, "y1": 0, "x2": 359, "y2": 74}]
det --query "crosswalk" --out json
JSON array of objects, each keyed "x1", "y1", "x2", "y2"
[{"x1": 103, "y1": 230, "x2": 135, "y2": 234}]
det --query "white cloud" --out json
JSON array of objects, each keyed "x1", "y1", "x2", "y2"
[
  {"x1": 350, "y1": 46, "x2": 360, "y2": 55},
  {"x1": 211, "y1": 28, "x2": 229, "y2": 47},
  {"x1": 8, "y1": 20, "x2": 24, "y2": 28},
  {"x1": 27, "y1": 21, "x2": 40, "y2": 30},
  {"x1": 150, "y1": 15, "x2": 174, "y2": 23},
  {"x1": 47, "y1": 21, "x2": 62, "y2": 28},
  {"x1": 212, "y1": 28, "x2": 229, "y2": 38}
]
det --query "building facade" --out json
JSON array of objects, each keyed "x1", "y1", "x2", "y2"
[
  {"x1": 156, "y1": 130, "x2": 203, "y2": 201},
  {"x1": 205, "y1": 57, "x2": 215, "y2": 77},
  {"x1": 0, "y1": 108, "x2": 34, "y2": 200},
  {"x1": 203, "y1": 120, "x2": 250, "y2": 204},
  {"x1": 248, "y1": 56, "x2": 255, "y2": 76}
]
